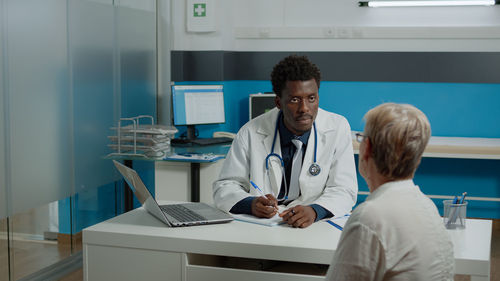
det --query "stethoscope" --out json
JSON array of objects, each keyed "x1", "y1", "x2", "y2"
[{"x1": 264, "y1": 112, "x2": 321, "y2": 200}]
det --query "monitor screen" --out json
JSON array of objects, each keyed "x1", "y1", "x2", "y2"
[
  {"x1": 172, "y1": 85, "x2": 225, "y2": 126},
  {"x1": 249, "y1": 93, "x2": 276, "y2": 120}
]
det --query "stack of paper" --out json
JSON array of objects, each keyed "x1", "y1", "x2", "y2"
[
  {"x1": 233, "y1": 206, "x2": 288, "y2": 226},
  {"x1": 107, "y1": 115, "x2": 178, "y2": 158},
  {"x1": 164, "y1": 153, "x2": 225, "y2": 162}
]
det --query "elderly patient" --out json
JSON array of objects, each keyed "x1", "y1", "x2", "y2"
[{"x1": 325, "y1": 103, "x2": 454, "y2": 281}]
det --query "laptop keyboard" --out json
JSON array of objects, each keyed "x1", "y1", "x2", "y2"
[{"x1": 160, "y1": 204, "x2": 206, "y2": 222}]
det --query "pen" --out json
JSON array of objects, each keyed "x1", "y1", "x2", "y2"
[
  {"x1": 250, "y1": 181, "x2": 266, "y2": 197},
  {"x1": 250, "y1": 181, "x2": 279, "y2": 213},
  {"x1": 458, "y1": 192, "x2": 467, "y2": 225},
  {"x1": 459, "y1": 192, "x2": 467, "y2": 204},
  {"x1": 327, "y1": 220, "x2": 343, "y2": 231}
]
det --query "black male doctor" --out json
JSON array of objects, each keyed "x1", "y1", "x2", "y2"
[{"x1": 213, "y1": 55, "x2": 357, "y2": 228}]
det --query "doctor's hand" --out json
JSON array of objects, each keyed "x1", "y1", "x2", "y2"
[
  {"x1": 280, "y1": 205, "x2": 316, "y2": 228},
  {"x1": 251, "y1": 194, "x2": 278, "y2": 218}
]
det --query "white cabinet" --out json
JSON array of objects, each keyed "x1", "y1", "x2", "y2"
[
  {"x1": 155, "y1": 159, "x2": 225, "y2": 204},
  {"x1": 84, "y1": 244, "x2": 182, "y2": 281}
]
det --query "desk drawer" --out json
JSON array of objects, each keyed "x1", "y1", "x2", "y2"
[
  {"x1": 184, "y1": 253, "x2": 326, "y2": 281},
  {"x1": 85, "y1": 244, "x2": 182, "y2": 281}
]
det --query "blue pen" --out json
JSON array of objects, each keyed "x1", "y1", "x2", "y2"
[
  {"x1": 250, "y1": 181, "x2": 279, "y2": 213},
  {"x1": 250, "y1": 181, "x2": 266, "y2": 197},
  {"x1": 459, "y1": 192, "x2": 467, "y2": 204},
  {"x1": 327, "y1": 220, "x2": 343, "y2": 231}
]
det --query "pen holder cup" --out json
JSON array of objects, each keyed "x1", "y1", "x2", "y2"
[{"x1": 443, "y1": 200, "x2": 468, "y2": 229}]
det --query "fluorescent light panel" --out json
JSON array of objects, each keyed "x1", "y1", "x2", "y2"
[{"x1": 359, "y1": 0, "x2": 498, "y2": 7}]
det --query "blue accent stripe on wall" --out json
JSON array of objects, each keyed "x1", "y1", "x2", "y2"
[
  {"x1": 170, "y1": 51, "x2": 500, "y2": 219},
  {"x1": 170, "y1": 80, "x2": 500, "y2": 219},
  {"x1": 173, "y1": 80, "x2": 500, "y2": 139},
  {"x1": 321, "y1": 82, "x2": 500, "y2": 138},
  {"x1": 354, "y1": 155, "x2": 500, "y2": 219}
]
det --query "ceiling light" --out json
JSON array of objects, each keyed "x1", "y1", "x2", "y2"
[{"x1": 359, "y1": 0, "x2": 498, "y2": 7}]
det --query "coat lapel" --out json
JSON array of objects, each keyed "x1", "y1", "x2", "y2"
[
  {"x1": 257, "y1": 109, "x2": 282, "y2": 195},
  {"x1": 301, "y1": 109, "x2": 335, "y2": 183}
]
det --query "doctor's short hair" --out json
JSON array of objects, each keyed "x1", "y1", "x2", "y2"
[
  {"x1": 364, "y1": 103, "x2": 431, "y2": 180},
  {"x1": 271, "y1": 55, "x2": 321, "y2": 98}
]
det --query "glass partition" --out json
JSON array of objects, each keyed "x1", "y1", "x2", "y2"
[
  {"x1": 0, "y1": 217, "x2": 9, "y2": 280},
  {"x1": 0, "y1": 0, "x2": 8, "y2": 220},
  {"x1": 6, "y1": 0, "x2": 73, "y2": 216},
  {"x1": 73, "y1": 183, "x2": 122, "y2": 238},
  {"x1": 70, "y1": 0, "x2": 118, "y2": 195},
  {"x1": 0, "y1": 0, "x2": 158, "y2": 279},
  {"x1": 117, "y1": 2, "x2": 157, "y2": 119},
  {"x1": 10, "y1": 202, "x2": 71, "y2": 280}
]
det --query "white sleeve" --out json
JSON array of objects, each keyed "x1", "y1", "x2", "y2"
[
  {"x1": 313, "y1": 117, "x2": 358, "y2": 216},
  {"x1": 326, "y1": 222, "x2": 385, "y2": 281},
  {"x1": 212, "y1": 129, "x2": 252, "y2": 212}
]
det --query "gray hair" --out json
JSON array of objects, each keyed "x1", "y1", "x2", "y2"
[{"x1": 364, "y1": 103, "x2": 431, "y2": 180}]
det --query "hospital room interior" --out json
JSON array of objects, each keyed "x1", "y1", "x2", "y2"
[{"x1": 0, "y1": 0, "x2": 499, "y2": 280}]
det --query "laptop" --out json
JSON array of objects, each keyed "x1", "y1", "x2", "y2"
[{"x1": 113, "y1": 160, "x2": 233, "y2": 227}]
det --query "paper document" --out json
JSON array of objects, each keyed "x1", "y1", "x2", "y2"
[
  {"x1": 164, "y1": 153, "x2": 224, "y2": 161},
  {"x1": 233, "y1": 206, "x2": 287, "y2": 226}
]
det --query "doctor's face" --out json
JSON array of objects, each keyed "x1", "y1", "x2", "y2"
[{"x1": 276, "y1": 79, "x2": 319, "y2": 136}]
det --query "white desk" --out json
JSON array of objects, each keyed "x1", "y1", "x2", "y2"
[{"x1": 83, "y1": 207, "x2": 492, "y2": 281}]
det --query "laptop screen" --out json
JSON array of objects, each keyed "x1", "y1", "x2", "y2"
[{"x1": 113, "y1": 160, "x2": 151, "y2": 204}]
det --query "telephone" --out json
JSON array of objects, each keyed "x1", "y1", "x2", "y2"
[{"x1": 213, "y1": 131, "x2": 236, "y2": 139}]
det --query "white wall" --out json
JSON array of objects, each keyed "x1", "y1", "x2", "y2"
[{"x1": 171, "y1": 0, "x2": 500, "y2": 52}]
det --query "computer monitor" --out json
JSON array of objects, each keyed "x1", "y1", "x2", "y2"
[
  {"x1": 249, "y1": 93, "x2": 276, "y2": 120},
  {"x1": 172, "y1": 85, "x2": 225, "y2": 140}
]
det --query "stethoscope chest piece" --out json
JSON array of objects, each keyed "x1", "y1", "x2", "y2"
[{"x1": 309, "y1": 163, "x2": 321, "y2": 176}]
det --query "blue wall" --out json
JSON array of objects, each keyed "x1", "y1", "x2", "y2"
[
  {"x1": 175, "y1": 80, "x2": 500, "y2": 138},
  {"x1": 174, "y1": 80, "x2": 500, "y2": 219}
]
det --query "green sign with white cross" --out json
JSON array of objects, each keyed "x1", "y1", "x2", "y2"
[{"x1": 193, "y1": 3, "x2": 206, "y2": 17}]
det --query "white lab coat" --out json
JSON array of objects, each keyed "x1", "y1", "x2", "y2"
[{"x1": 213, "y1": 107, "x2": 358, "y2": 216}]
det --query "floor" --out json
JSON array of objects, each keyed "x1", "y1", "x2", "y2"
[
  {"x1": 0, "y1": 235, "x2": 74, "y2": 280},
  {"x1": 58, "y1": 268, "x2": 83, "y2": 281}
]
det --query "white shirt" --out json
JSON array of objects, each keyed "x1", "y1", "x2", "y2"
[{"x1": 326, "y1": 180, "x2": 454, "y2": 281}]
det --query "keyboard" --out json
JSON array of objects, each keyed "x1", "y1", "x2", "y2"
[
  {"x1": 160, "y1": 204, "x2": 206, "y2": 222},
  {"x1": 191, "y1": 137, "x2": 233, "y2": 146},
  {"x1": 171, "y1": 138, "x2": 192, "y2": 146}
]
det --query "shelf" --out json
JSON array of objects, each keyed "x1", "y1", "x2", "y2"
[
  {"x1": 351, "y1": 133, "x2": 500, "y2": 160},
  {"x1": 106, "y1": 143, "x2": 231, "y2": 162}
]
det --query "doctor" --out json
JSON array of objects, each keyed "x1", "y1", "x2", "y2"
[{"x1": 213, "y1": 55, "x2": 358, "y2": 228}]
